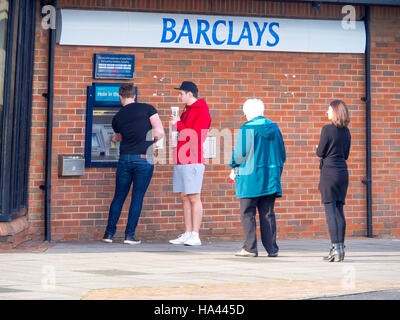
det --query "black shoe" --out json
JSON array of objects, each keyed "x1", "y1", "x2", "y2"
[
  {"x1": 102, "y1": 233, "x2": 113, "y2": 243},
  {"x1": 124, "y1": 235, "x2": 141, "y2": 245},
  {"x1": 268, "y1": 251, "x2": 279, "y2": 257}
]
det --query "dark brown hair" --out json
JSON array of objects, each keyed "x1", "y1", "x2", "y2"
[
  {"x1": 119, "y1": 84, "x2": 135, "y2": 98},
  {"x1": 330, "y1": 99, "x2": 350, "y2": 128}
]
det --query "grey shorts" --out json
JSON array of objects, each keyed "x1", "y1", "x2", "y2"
[{"x1": 173, "y1": 164, "x2": 205, "y2": 195}]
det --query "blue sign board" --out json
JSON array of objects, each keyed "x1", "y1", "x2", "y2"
[
  {"x1": 95, "y1": 85, "x2": 120, "y2": 102},
  {"x1": 93, "y1": 54, "x2": 135, "y2": 79},
  {"x1": 88, "y1": 83, "x2": 137, "y2": 107}
]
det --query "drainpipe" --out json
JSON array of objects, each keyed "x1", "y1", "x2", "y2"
[
  {"x1": 40, "y1": 0, "x2": 57, "y2": 242},
  {"x1": 362, "y1": 5, "x2": 373, "y2": 238}
]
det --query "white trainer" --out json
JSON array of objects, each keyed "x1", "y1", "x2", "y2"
[
  {"x1": 184, "y1": 233, "x2": 202, "y2": 246},
  {"x1": 169, "y1": 232, "x2": 192, "y2": 245}
]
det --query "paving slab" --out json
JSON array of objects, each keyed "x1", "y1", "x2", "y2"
[{"x1": 0, "y1": 239, "x2": 399, "y2": 300}]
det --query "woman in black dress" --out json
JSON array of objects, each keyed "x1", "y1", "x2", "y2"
[{"x1": 317, "y1": 100, "x2": 351, "y2": 262}]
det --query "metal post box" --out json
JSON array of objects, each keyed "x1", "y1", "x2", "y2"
[{"x1": 58, "y1": 155, "x2": 85, "y2": 176}]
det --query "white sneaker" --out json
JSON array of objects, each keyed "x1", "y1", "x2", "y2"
[
  {"x1": 169, "y1": 232, "x2": 192, "y2": 245},
  {"x1": 184, "y1": 233, "x2": 202, "y2": 246},
  {"x1": 235, "y1": 248, "x2": 257, "y2": 257}
]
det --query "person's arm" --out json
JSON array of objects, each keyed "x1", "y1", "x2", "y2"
[
  {"x1": 174, "y1": 107, "x2": 211, "y2": 136},
  {"x1": 344, "y1": 128, "x2": 351, "y2": 160},
  {"x1": 176, "y1": 120, "x2": 185, "y2": 132},
  {"x1": 150, "y1": 113, "x2": 165, "y2": 143},
  {"x1": 277, "y1": 127, "x2": 286, "y2": 164},
  {"x1": 316, "y1": 126, "x2": 329, "y2": 158},
  {"x1": 229, "y1": 127, "x2": 253, "y2": 168},
  {"x1": 112, "y1": 114, "x2": 120, "y2": 134},
  {"x1": 191, "y1": 109, "x2": 211, "y2": 136},
  {"x1": 111, "y1": 114, "x2": 122, "y2": 142}
]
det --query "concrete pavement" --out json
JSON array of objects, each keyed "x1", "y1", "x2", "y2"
[{"x1": 0, "y1": 238, "x2": 399, "y2": 300}]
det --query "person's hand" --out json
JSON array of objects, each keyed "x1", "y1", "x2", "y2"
[
  {"x1": 170, "y1": 115, "x2": 180, "y2": 126},
  {"x1": 112, "y1": 133, "x2": 122, "y2": 143}
]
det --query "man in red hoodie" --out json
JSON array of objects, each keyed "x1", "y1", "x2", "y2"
[{"x1": 169, "y1": 81, "x2": 211, "y2": 246}]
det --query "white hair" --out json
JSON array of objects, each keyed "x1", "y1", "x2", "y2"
[{"x1": 243, "y1": 99, "x2": 264, "y2": 121}]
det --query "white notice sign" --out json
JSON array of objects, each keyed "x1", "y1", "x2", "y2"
[{"x1": 57, "y1": 10, "x2": 366, "y2": 53}]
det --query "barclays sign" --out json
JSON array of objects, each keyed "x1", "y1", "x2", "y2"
[
  {"x1": 56, "y1": 10, "x2": 365, "y2": 53},
  {"x1": 160, "y1": 18, "x2": 280, "y2": 48}
]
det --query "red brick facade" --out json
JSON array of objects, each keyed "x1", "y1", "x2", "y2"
[{"x1": 24, "y1": 0, "x2": 400, "y2": 244}]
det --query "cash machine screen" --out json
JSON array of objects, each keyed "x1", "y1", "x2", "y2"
[{"x1": 91, "y1": 109, "x2": 120, "y2": 162}]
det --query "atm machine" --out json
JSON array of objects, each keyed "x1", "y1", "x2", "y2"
[
  {"x1": 85, "y1": 82, "x2": 137, "y2": 167},
  {"x1": 91, "y1": 122, "x2": 119, "y2": 160}
]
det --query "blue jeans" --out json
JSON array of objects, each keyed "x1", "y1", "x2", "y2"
[{"x1": 105, "y1": 154, "x2": 154, "y2": 237}]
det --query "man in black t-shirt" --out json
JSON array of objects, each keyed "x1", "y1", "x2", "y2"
[{"x1": 102, "y1": 84, "x2": 164, "y2": 244}]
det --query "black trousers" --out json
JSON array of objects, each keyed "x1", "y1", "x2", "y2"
[
  {"x1": 324, "y1": 201, "x2": 346, "y2": 243},
  {"x1": 240, "y1": 194, "x2": 278, "y2": 255}
]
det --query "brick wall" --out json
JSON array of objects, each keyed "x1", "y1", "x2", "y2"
[
  {"x1": 369, "y1": 8, "x2": 400, "y2": 237},
  {"x1": 28, "y1": 0, "x2": 400, "y2": 242}
]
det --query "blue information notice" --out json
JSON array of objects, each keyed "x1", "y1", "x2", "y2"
[
  {"x1": 89, "y1": 83, "x2": 137, "y2": 107},
  {"x1": 93, "y1": 54, "x2": 135, "y2": 79},
  {"x1": 95, "y1": 86, "x2": 120, "y2": 102}
]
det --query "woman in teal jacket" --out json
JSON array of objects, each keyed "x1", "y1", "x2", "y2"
[{"x1": 230, "y1": 99, "x2": 286, "y2": 257}]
